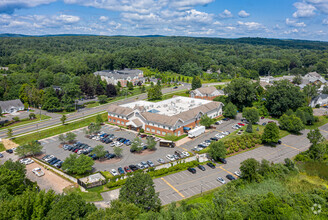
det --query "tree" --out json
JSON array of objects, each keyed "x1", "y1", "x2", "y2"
[
  {"x1": 113, "y1": 146, "x2": 123, "y2": 158},
  {"x1": 292, "y1": 75, "x2": 302, "y2": 85},
  {"x1": 240, "y1": 158, "x2": 262, "y2": 182},
  {"x1": 62, "y1": 154, "x2": 94, "y2": 175},
  {"x1": 140, "y1": 85, "x2": 146, "y2": 93},
  {"x1": 191, "y1": 76, "x2": 202, "y2": 90},
  {"x1": 303, "y1": 84, "x2": 318, "y2": 104},
  {"x1": 261, "y1": 123, "x2": 280, "y2": 144},
  {"x1": 200, "y1": 114, "x2": 215, "y2": 128},
  {"x1": 60, "y1": 115, "x2": 67, "y2": 125},
  {"x1": 309, "y1": 143, "x2": 327, "y2": 161},
  {"x1": 127, "y1": 81, "x2": 134, "y2": 90},
  {"x1": 65, "y1": 132, "x2": 77, "y2": 143},
  {"x1": 209, "y1": 141, "x2": 226, "y2": 161},
  {"x1": 223, "y1": 102, "x2": 238, "y2": 119},
  {"x1": 7, "y1": 128, "x2": 13, "y2": 138},
  {"x1": 58, "y1": 134, "x2": 66, "y2": 144},
  {"x1": 224, "y1": 78, "x2": 257, "y2": 109},
  {"x1": 106, "y1": 84, "x2": 117, "y2": 97},
  {"x1": 119, "y1": 172, "x2": 161, "y2": 211},
  {"x1": 91, "y1": 145, "x2": 107, "y2": 159},
  {"x1": 146, "y1": 137, "x2": 157, "y2": 151},
  {"x1": 307, "y1": 128, "x2": 324, "y2": 146},
  {"x1": 131, "y1": 137, "x2": 142, "y2": 153},
  {"x1": 246, "y1": 123, "x2": 253, "y2": 133},
  {"x1": 0, "y1": 106, "x2": 2, "y2": 116},
  {"x1": 96, "y1": 114, "x2": 103, "y2": 125},
  {"x1": 279, "y1": 114, "x2": 305, "y2": 133},
  {"x1": 242, "y1": 107, "x2": 259, "y2": 124},
  {"x1": 147, "y1": 85, "x2": 162, "y2": 101},
  {"x1": 265, "y1": 80, "x2": 305, "y2": 117},
  {"x1": 322, "y1": 86, "x2": 328, "y2": 95},
  {"x1": 98, "y1": 95, "x2": 107, "y2": 104},
  {"x1": 29, "y1": 113, "x2": 36, "y2": 120},
  {"x1": 88, "y1": 122, "x2": 101, "y2": 134},
  {"x1": 117, "y1": 81, "x2": 121, "y2": 88}
]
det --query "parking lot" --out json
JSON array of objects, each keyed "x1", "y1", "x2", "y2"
[
  {"x1": 39, "y1": 124, "x2": 193, "y2": 172},
  {"x1": 25, "y1": 161, "x2": 73, "y2": 193}
]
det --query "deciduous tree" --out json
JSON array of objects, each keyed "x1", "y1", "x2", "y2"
[
  {"x1": 200, "y1": 114, "x2": 215, "y2": 128},
  {"x1": 223, "y1": 102, "x2": 237, "y2": 119},
  {"x1": 209, "y1": 141, "x2": 226, "y2": 161},
  {"x1": 261, "y1": 123, "x2": 280, "y2": 144}
]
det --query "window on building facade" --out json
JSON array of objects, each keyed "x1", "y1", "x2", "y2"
[
  {"x1": 109, "y1": 118, "x2": 111, "y2": 121},
  {"x1": 162, "y1": 131, "x2": 166, "y2": 135},
  {"x1": 146, "y1": 128, "x2": 150, "y2": 131},
  {"x1": 117, "y1": 120, "x2": 120, "y2": 124},
  {"x1": 151, "y1": 129, "x2": 155, "y2": 132},
  {"x1": 113, "y1": 119, "x2": 116, "y2": 122},
  {"x1": 178, "y1": 131, "x2": 181, "y2": 136},
  {"x1": 157, "y1": 130, "x2": 160, "y2": 134}
]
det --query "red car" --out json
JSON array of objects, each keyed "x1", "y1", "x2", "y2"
[
  {"x1": 124, "y1": 166, "x2": 132, "y2": 173},
  {"x1": 261, "y1": 116, "x2": 265, "y2": 119},
  {"x1": 238, "y1": 123, "x2": 245, "y2": 126},
  {"x1": 268, "y1": 121, "x2": 274, "y2": 123},
  {"x1": 140, "y1": 134, "x2": 147, "y2": 138}
]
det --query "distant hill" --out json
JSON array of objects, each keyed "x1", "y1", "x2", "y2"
[{"x1": 0, "y1": 33, "x2": 96, "y2": 38}]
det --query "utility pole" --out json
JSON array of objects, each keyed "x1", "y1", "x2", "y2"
[{"x1": 201, "y1": 181, "x2": 203, "y2": 195}]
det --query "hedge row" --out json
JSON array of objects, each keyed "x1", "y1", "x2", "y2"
[{"x1": 224, "y1": 133, "x2": 262, "y2": 155}]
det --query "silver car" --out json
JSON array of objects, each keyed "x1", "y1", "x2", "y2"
[{"x1": 217, "y1": 177, "x2": 226, "y2": 184}]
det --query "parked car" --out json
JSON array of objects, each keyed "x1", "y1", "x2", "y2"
[
  {"x1": 222, "y1": 118, "x2": 230, "y2": 121},
  {"x1": 226, "y1": 174, "x2": 236, "y2": 180},
  {"x1": 175, "y1": 150, "x2": 183, "y2": 158},
  {"x1": 217, "y1": 177, "x2": 226, "y2": 184},
  {"x1": 234, "y1": 171, "x2": 241, "y2": 177},
  {"x1": 0, "y1": 153, "x2": 3, "y2": 158},
  {"x1": 197, "y1": 165, "x2": 206, "y2": 171},
  {"x1": 20, "y1": 158, "x2": 34, "y2": 165},
  {"x1": 111, "y1": 169, "x2": 119, "y2": 176},
  {"x1": 182, "y1": 151, "x2": 190, "y2": 157},
  {"x1": 210, "y1": 137, "x2": 219, "y2": 141},
  {"x1": 238, "y1": 123, "x2": 245, "y2": 126},
  {"x1": 32, "y1": 168, "x2": 45, "y2": 177},
  {"x1": 141, "y1": 161, "x2": 149, "y2": 168},
  {"x1": 124, "y1": 166, "x2": 132, "y2": 173},
  {"x1": 206, "y1": 162, "x2": 216, "y2": 169},
  {"x1": 268, "y1": 121, "x2": 274, "y2": 123},
  {"x1": 218, "y1": 158, "x2": 227, "y2": 164},
  {"x1": 277, "y1": 140, "x2": 282, "y2": 144},
  {"x1": 262, "y1": 122, "x2": 267, "y2": 126},
  {"x1": 173, "y1": 154, "x2": 180, "y2": 160},
  {"x1": 158, "y1": 158, "x2": 165, "y2": 164},
  {"x1": 118, "y1": 167, "x2": 125, "y2": 175},
  {"x1": 140, "y1": 134, "x2": 147, "y2": 138},
  {"x1": 166, "y1": 154, "x2": 175, "y2": 161},
  {"x1": 6, "y1": 149, "x2": 13, "y2": 154},
  {"x1": 187, "y1": 167, "x2": 196, "y2": 174},
  {"x1": 261, "y1": 116, "x2": 265, "y2": 119},
  {"x1": 136, "y1": 163, "x2": 144, "y2": 169},
  {"x1": 173, "y1": 86, "x2": 178, "y2": 89},
  {"x1": 147, "y1": 160, "x2": 155, "y2": 167}
]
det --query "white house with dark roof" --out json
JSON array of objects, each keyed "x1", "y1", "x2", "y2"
[
  {"x1": 107, "y1": 96, "x2": 223, "y2": 136},
  {"x1": 190, "y1": 86, "x2": 224, "y2": 100}
]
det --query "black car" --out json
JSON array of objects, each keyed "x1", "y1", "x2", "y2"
[
  {"x1": 197, "y1": 165, "x2": 206, "y2": 171},
  {"x1": 210, "y1": 137, "x2": 219, "y2": 141},
  {"x1": 218, "y1": 158, "x2": 227, "y2": 164},
  {"x1": 206, "y1": 162, "x2": 216, "y2": 169},
  {"x1": 277, "y1": 140, "x2": 282, "y2": 144},
  {"x1": 129, "y1": 165, "x2": 138, "y2": 171},
  {"x1": 6, "y1": 149, "x2": 13, "y2": 154},
  {"x1": 222, "y1": 118, "x2": 230, "y2": 121},
  {"x1": 173, "y1": 86, "x2": 178, "y2": 89},
  {"x1": 226, "y1": 174, "x2": 236, "y2": 180},
  {"x1": 187, "y1": 167, "x2": 196, "y2": 174}
]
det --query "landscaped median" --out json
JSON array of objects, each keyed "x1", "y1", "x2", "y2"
[{"x1": 12, "y1": 113, "x2": 108, "y2": 145}]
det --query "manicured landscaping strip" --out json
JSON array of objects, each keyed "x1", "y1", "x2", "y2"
[
  {"x1": 0, "y1": 115, "x2": 51, "y2": 131},
  {"x1": 13, "y1": 113, "x2": 108, "y2": 145},
  {"x1": 0, "y1": 143, "x2": 5, "y2": 152},
  {"x1": 305, "y1": 115, "x2": 328, "y2": 130}
]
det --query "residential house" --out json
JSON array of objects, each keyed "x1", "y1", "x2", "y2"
[
  {"x1": 190, "y1": 86, "x2": 224, "y2": 100},
  {"x1": 0, "y1": 99, "x2": 24, "y2": 114}
]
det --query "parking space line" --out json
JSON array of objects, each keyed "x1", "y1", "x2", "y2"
[
  {"x1": 161, "y1": 177, "x2": 185, "y2": 198},
  {"x1": 218, "y1": 166, "x2": 237, "y2": 178},
  {"x1": 319, "y1": 129, "x2": 328, "y2": 133},
  {"x1": 177, "y1": 146, "x2": 188, "y2": 151},
  {"x1": 281, "y1": 144, "x2": 301, "y2": 151}
]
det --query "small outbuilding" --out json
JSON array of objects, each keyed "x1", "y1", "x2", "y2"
[
  {"x1": 0, "y1": 99, "x2": 24, "y2": 114},
  {"x1": 77, "y1": 173, "x2": 106, "y2": 189}
]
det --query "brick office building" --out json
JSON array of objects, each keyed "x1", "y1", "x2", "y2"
[
  {"x1": 107, "y1": 96, "x2": 223, "y2": 137},
  {"x1": 190, "y1": 86, "x2": 224, "y2": 100}
]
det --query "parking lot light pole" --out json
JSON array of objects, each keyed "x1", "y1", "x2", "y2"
[{"x1": 201, "y1": 181, "x2": 203, "y2": 195}]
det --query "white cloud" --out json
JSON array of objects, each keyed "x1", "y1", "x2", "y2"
[
  {"x1": 293, "y1": 2, "x2": 316, "y2": 18},
  {"x1": 0, "y1": 0, "x2": 56, "y2": 13},
  {"x1": 305, "y1": 0, "x2": 328, "y2": 14},
  {"x1": 55, "y1": 14, "x2": 80, "y2": 23},
  {"x1": 238, "y1": 10, "x2": 250, "y2": 18},
  {"x1": 219, "y1": 9, "x2": 233, "y2": 18},
  {"x1": 323, "y1": 17, "x2": 328, "y2": 24},
  {"x1": 178, "y1": 9, "x2": 213, "y2": 23},
  {"x1": 286, "y1": 18, "x2": 306, "y2": 27},
  {"x1": 237, "y1": 21, "x2": 263, "y2": 30},
  {"x1": 284, "y1": 28, "x2": 299, "y2": 34},
  {"x1": 170, "y1": 0, "x2": 215, "y2": 10},
  {"x1": 99, "y1": 16, "x2": 109, "y2": 22},
  {"x1": 213, "y1": 21, "x2": 222, "y2": 25}
]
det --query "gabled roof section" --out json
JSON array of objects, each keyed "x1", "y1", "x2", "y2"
[
  {"x1": 108, "y1": 104, "x2": 134, "y2": 116},
  {"x1": 195, "y1": 86, "x2": 218, "y2": 95}
]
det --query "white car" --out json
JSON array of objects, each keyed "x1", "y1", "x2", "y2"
[
  {"x1": 222, "y1": 131, "x2": 230, "y2": 135},
  {"x1": 192, "y1": 147, "x2": 202, "y2": 152},
  {"x1": 166, "y1": 154, "x2": 175, "y2": 161},
  {"x1": 110, "y1": 169, "x2": 119, "y2": 176},
  {"x1": 154, "y1": 137, "x2": 161, "y2": 142},
  {"x1": 234, "y1": 171, "x2": 241, "y2": 177},
  {"x1": 110, "y1": 142, "x2": 116, "y2": 147},
  {"x1": 217, "y1": 177, "x2": 226, "y2": 184},
  {"x1": 32, "y1": 168, "x2": 45, "y2": 177},
  {"x1": 158, "y1": 158, "x2": 165, "y2": 164},
  {"x1": 20, "y1": 158, "x2": 34, "y2": 165},
  {"x1": 182, "y1": 151, "x2": 190, "y2": 157},
  {"x1": 44, "y1": 155, "x2": 55, "y2": 162}
]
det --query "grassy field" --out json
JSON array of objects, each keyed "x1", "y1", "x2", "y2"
[
  {"x1": 13, "y1": 113, "x2": 108, "y2": 145},
  {"x1": 0, "y1": 143, "x2": 5, "y2": 152},
  {"x1": 0, "y1": 114, "x2": 51, "y2": 131},
  {"x1": 305, "y1": 115, "x2": 328, "y2": 129},
  {"x1": 64, "y1": 186, "x2": 104, "y2": 202}
]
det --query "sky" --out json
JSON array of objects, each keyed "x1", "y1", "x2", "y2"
[{"x1": 0, "y1": 0, "x2": 328, "y2": 41}]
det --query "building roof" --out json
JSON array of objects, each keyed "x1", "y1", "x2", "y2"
[
  {"x1": 94, "y1": 68, "x2": 143, "y2": 80},
  {"x1": 195, "y1": 87, "x2": 218, "y2": 95},
  {"x1": 132, "y1": 119, "x2": 143, "y2": 127},
  {"x1": 108, "y1": 104, "x2": 134, "y2": 116},
  {"x1": 0, "y1": 99, "x2": 24, "y2": 111}
]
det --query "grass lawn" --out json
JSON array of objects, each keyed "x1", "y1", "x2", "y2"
[
  {"x1": 0, "y1": 114, "x2": 51, "y2": 131},
  {"x1": 305, "y1": 116, "x2": 328, "y2": 130},
  {"x1": 101, "y1": 171, "x2": 114, "y2": 179},
  {"x1": 13, "y1": 113, "x2": 108, "y2": 145},
  {"x1": 86, "y1": 102, "x2": 100, "y2": 108},
  {"x1": 0, "y1": 143, "x2": 5, "y2": 152},
  {"x1": 64, "y1": 186, "x2": 104, "y2": 202}
]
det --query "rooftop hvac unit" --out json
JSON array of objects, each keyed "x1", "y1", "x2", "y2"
[{"x1": 191, "y1": 100, "x2": 195, "y2": 103}]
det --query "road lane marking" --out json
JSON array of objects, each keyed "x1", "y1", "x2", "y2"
[
  {"x1": 218, "y1": 166, "x2": 237, "y2": 178},
  {"x1": 281, "y1": 143, "x2": 301, "y2": 151},
  {"x1": 177, "y1": 146, "x2": 188, "y2": 151},
  {"x1": 161, "y1": 177, "x2": 185, "y2": 198},
  {"x1": 319, "y1": 129, "x2": 328, "y2": 133}
]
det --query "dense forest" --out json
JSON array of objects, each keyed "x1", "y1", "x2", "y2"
[{"x1": 0, "y1": 36, "x2": 328, "y2": 110}]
